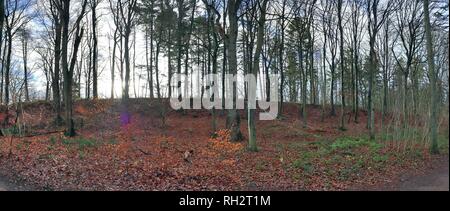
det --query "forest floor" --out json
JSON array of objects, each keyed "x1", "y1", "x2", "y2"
[{"x1": 0, "y1": 99, "x2": 448, "y2": 191}]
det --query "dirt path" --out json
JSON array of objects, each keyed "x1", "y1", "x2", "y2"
[
  {"x1": 395, "y1": 158, "x2": 449, "y2": 191},
  {"x1": 374, "y1": 156, "x2": 449, "y2": 191},
  {"x1": 0, "y1": 175, "x2": 31, "y2": 191},
  {"x1": 0, "y1": 177, "x2": 13, "y2": 191}
]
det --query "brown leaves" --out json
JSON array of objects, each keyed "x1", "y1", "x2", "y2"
[{"x1": 0, "y1": 100, "x2": 446, "y2": 191}]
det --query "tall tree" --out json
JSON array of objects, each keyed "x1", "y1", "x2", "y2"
[
  {"x1": 111, "y1": 0, "x2": 137, "y2": 100},
  {"x1": 337, "y1": 0, "x2": 346, "y2": 130},
  {"x1": 248, "y1": 0, "x2": 268, "y2": 152},
  {"x1": 20, "y1": 27, "x2": 30, "y2": 102},
  {"x1": 366, "y1": 0, "x2": 392, "y2": 139},
  {"x1": 60, "y1": 0, "x2": 88, "y2": 136},
  {"x1": 423, "y1": 0, "x2": 439, "y2": 154},
  {"x1": 3, "y1": 0, "x2": 32, "y2": 124},
  {"x1": 49, "y1": 0, "x2": 63, "y2": 124},
  {"x1": 226, "y1": 0, "x2": 243, "y2": 142},
  {"x1": 90, "y1": 0, "x2": 100, "y2": 99}
]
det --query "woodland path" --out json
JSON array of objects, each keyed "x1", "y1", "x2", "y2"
[{"x1": 372, "y1": 155, "x2": 449, "y2": 191}]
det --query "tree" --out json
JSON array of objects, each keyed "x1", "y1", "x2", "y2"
[
  {"x1": 90, "y1": 0, "x2": 101, "y2": 99},
  {"x1": 48, "y1": 0, "x2": 64, "y2": 125},
  {"x1": 423, "y1": 0, "x2": 439, "y2": 154},
  {"x1": 59, "y1": 0, "x2": 88, "y2": 136},
  {"x1": 366, "y1": 0, "x2": 392, "y2": 140},
  {"x1": 3, "y1": 0, "x2": 32, "y2": 124},
  {"x1": 320, "y1": 0, "x2": 329, "y2": 122},
  {"x1": 248, "y1": 0, "x2": 268, "y2": 152},
  {"x1": 110, "y1": 0, "x2": 137, "y2": 100},
  {"x1": 0, "y1": 1, "x2": 4, "y2": 103},
  {"x1": 391, "y1": 0, "x2": 423, "y2": 124},
  {"x1": 350, "y1": 0, "x2": 365, "y2": 123},
  {"x1": 20, "y1": 27, "x2": 30, "y2": 102},
  {"x1": 337, "y1": 0, "x2": 346, "y2": 130},
  {"x1": 226, "y1": 0, "x2": 243, "y2": 142}
]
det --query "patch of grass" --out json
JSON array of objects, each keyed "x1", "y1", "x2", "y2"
[
  {"x1": 62, "y1": 137, "x2": 99, "y2": 150},
  {"x1": 373, "y1": 154, "x2": 389, "y2": 163},
  {"x1": 78, "y1": 150, "x2": 86, "y2": 160},
  {"x1": 49, "y1": 136, "x2": 57, "y2": 145},
  {"x1": 331, "y1": 137, "x2": 382, "y2": 153},
  {"x1": 438, "y1": 135, "x2": 449, "y2": 153},
  {"x1": 291, "y1": 151, "x2": 315, "y2": 174},
  {"x1": 292, "y1": 159, "x2": 313, "y2": 173}
]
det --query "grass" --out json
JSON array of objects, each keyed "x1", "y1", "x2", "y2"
[
  {"x1": 330, "y1": 137, "x2": 382, "y2": 152},
  {"x1": 61, "y1": 137, "x2": 100, "y2": 151},
  {"x1": 438, "y1": 134, "x2": 449, "y2": 153},
  {"x1": 49, "y1": 136, "x2": 57, "y2": 145},
  {"x1": 287, "y1": 136, "x2": 397, "y2": 181}
]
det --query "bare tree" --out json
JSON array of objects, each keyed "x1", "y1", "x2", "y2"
[
  {"x1": 248, "y1": 0, "x2": 268, "y2": 152},
  {"x1": 59, "y1": 0, "x2": 88, "y2": 136},
  {"x1": 423, "y1": 0, "x2": 439, "y2": 154},
  {"x1": 226, "y1": 0, "x2": 243, "y2": 142},
  {"x1": 366, "y1": 0, "x2": 393, "y2": 139}
]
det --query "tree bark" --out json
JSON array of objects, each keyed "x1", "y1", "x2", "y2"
[
  {"x1": 227, "y1": 0, "x2": 243, "y2": 142},
  {"x1": 423, "y1": 0, "x2": 439, "y2": 154}
]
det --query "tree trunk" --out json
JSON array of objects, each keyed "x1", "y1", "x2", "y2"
[
  {"x1": 22, "y1": 31, "x2": 29, "y2": 102},
  {"x1": 61, "y1": 0, "x2": 75, "y2": 136},
  {"x1": 338, "y1": 0, "x2": 346, "y2": 130},
  {"x1": 227, "y1": 0, "x2": 243, "y2": 142},
  {"x1": 123, "y1": 29, "x2": 131, "y2": 100},
  {"x1": 92, "y1": 0, "x2": 98, "y2": 99},
  {"x1": 248, "y1": 0, "x2": 268, "y2": 152},
  {"x1": 53, "y1": 12, "x2": 63, "y2": 125},
  {"x1": 423, "y1": 0, "x2": 439, "y2": 154}
]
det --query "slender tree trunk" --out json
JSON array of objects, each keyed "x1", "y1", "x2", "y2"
[
  {"x1": 92, "y1": 0, "x2": 98, "y2": 99},
  {"x1": 4, "y1": 30, "x2": 12, "y2": 108},
  {"x1": 278, "y1": 1, "x2": 286, "y2": 118},
  {"x1": 22, "y1": 32, "x2": 30, "y2": 102},
  {"x1": 338, "y1": 0, "x2": 346, "y2": 130},
  {"x1": 61, "y1": 0, "x2": 74, "y2": 136},
  {"x1": 322, "y1": 14, "x2": 327, "y2": 122},
  {"x1": 167, "y1": 30, "x2": 172, "y2": 98},
  {"x1": 248, "y1": 0, "x2": 267, "y2": 152},
  {"x1": 149, "y1": 12, "x2": 155, "y2": 99},
  {"x1": 123, "y1": 29, "x2": 131, "y2": 100},
  {"x1": 227, "y1": 0, "x2": 243, "y2": 142},
  {"x1": 111, "y1": 29, "x2": 118, "y2": 99},
  {"x1": 0, "y1": 0, "x2": 4, "y2": 105},
  {"x1": 155, "y1": 39, "x2": 161, "y2": 98},
  {"x1": 423, "y1": 0, "x2": 439, "y2": 154},
  {"x1": 53, "y1": 15, "x2": 63, "y2": 125}
]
